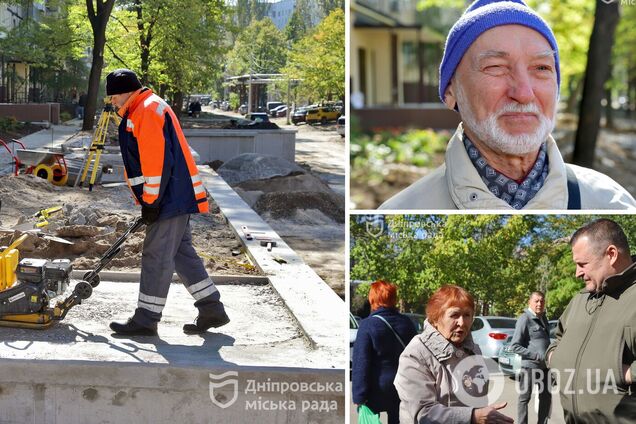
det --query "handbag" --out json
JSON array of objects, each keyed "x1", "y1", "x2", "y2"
[
  {"x1": 358, "y1": 404, "x2": 382, "y2": 424},
  {"x1": 373, "y1": 315, "x2": 406, "y2": 348}
]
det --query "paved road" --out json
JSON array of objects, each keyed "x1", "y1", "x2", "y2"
[
  {"x1": 214, "y1": 107, "x2": 345, "y2": 196},
  {"x1": 350, "y1": 373, "x2": 566, "y2": 423}
]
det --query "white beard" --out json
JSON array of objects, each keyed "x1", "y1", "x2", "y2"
[{"x1": 454, "y1": 82, "x2": 556, "y2": 156}]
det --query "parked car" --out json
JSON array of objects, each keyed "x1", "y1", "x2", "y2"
[
  {"x1": 245, "y1": 112, "x2": 270, "y2": 122},
  {"x1": 498, "y1": 320, "x2": 558, "y2": 378},
  {"x1": 306, "y1": 106, "x2": 340, "y2": 125},
  {"x1": 270, "y1": 104, "x2": 287, "y2": 117},
  {"x1": 350, "y1": 312, "x2": 359, "y2": 371},
  {"x1": 266, "y1": 101, "x2": 284, "y2": 114},
  {"x1": 336, "y1": 115, "x2": 345, "y2": 137},
  {"x1": 292, "y1": 107, "x2": 309, "y2": 125},
  {"x1": 238, "y1": 104, "x2": 248, "y2": 115},
  {"x1": 274, "y1": 106, "x2": 288, "y2": 117},
  {"x1": 470, "y1": 316, "x2": 517, "y2": 359},
  {"x1": 403, "y1": 312, "x2": 425, "y2": 333},
  {"x1": 220, "y1": 101, "x2": 230, "y2": 111}
]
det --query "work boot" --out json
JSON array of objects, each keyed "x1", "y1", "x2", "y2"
[
  {"x1": 183, "y1": 309, "x2": 230, "y2": 334},
  {"x1": 110, "y1": 318, "x2": 157, "y2": 336}
]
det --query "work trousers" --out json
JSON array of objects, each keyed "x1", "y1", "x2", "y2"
[
  {"x1": 132, "y1": 214, "x2": 221, "y2": 328},
  {"x1": 518, "y1": 367, "x2": 552, "y2": 424}
]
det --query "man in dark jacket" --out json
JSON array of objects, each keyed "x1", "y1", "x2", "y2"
[
  {"x1": 546, "y1": 218, "x2": 636, "y2": 423},
  {"x1": 104, "y1": 69, "x2": 229, "y2": 336},
  {"x1": 510, "y1": 291, "x2": 551, "y2": 424}
]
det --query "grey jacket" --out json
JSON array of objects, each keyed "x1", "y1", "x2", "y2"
[
  {"x1": 510, "y1": 309, "x2": 551, "y2": 369},
  {"x1": 394, "y1": 320, "x2": 487, "y2": 424}
]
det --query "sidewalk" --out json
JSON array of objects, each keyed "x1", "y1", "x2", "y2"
[{"x1": 0, "y1": 121, "x2": 82, "y2": 176}]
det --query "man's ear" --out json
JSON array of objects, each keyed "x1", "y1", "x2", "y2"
[
  {"x1": 444, "y1": 82, "x2": 457, "y2": 111},
  {"x1": 606, "y1": 245, "x2": 620, "y2": 266}
]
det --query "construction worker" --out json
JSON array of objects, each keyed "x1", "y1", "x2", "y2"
[{"x1": 105, "y1": 68, "x2": 229, "y2": 336}]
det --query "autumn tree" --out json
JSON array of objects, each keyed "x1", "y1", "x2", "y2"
[
  {"x1": 284, "y1": 8, "x2": 344, "y2": 101},
  {"x1": 225, "y1": 18, "x2": 287, "y2": 75}
]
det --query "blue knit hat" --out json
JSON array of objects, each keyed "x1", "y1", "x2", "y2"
[{"x1": 439, "y1": 0, "x2": 560, "y2": 103}]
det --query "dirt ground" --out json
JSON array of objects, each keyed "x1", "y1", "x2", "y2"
[
  {"x1": 0, "y1": 174, "x2": 258, "y2": 276},
  {"x1": 0, "y1": 122, "x2": 48, "y2": 144}
]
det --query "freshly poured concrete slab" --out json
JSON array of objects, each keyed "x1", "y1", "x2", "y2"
[
  {"x1": 0, "y1": 281, "x2": 345, "y2": 423},
  {"x1": 0, "y1": 280, "x2": 338, "y2": 369}
]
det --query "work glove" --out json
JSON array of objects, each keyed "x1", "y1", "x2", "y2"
[{"x1": 141, "y1": 206, "x2": 160, "y2": 225}]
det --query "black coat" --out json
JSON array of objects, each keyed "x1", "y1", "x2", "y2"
[{"x1": 352, "y1": 307, "x2": 417, "y2": 413}]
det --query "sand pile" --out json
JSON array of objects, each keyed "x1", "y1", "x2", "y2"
[{"x1": 217, "y1": 154, "x2": 345, "y2": 223}]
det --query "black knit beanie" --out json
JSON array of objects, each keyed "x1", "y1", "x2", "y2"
[{"x1": 106, "y1": 69, "x2": 142, "y2": 95}]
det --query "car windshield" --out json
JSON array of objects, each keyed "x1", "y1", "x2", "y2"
[{"x1": 486, "y1": 318, "x2": 516, "y2": 328}]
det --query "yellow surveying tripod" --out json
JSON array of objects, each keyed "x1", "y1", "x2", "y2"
[{"x1": 76, "y1": 101, "x2": 121, "y2": 191}]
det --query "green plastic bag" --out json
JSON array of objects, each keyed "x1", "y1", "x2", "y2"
[{"x1": 358, "y1": 405, "x2": 381, "y2": 424}]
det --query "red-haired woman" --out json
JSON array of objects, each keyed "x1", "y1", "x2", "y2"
[
  {"x1": 394, "y1": 285, "x2": 514, "y2": 424},
  {"x1": 352, "y1": 280, "x2": 418, "y2": 424}
]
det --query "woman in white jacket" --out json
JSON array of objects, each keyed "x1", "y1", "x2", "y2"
[{"x1": 394, "y1": 285, "x2": 513, "y2": 424}]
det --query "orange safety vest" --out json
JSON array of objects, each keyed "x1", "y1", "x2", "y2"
[{"x1": 117, "y1": 88, "x2": 208, "y2": 219}]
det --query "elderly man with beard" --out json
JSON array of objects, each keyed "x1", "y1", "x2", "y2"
[{"x1": 380, "y1": 0, "x2": 636, "y2": 210}]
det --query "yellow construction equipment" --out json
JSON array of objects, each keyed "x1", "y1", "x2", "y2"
[
  {"x1": 0, "y1": 217, "x2": 143, "y2": 329},
  {"x1": 77, "y1": 101, "x2": 121, "y2": 191},
  {"x1": 33, "y1": 205, "x2": 63, "y2": 228},
  {"x1": 0, "y1": 234, "x2": 27, "y2": 291}
]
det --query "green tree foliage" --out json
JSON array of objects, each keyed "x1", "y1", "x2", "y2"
[
  {"x1": 233, "y1": 0, "x2": 270, "y2": 29},
  {"x1": 284, "y1": 8, "x2": 344, "y2": 101},
  {"x1": 350, "y1": 215, "x2": 636, "y2": 319},
  {"x1": 284, "y1": 6, "x2": 308, "y2": 43},
  {"x1": 0, "y1": 0, "x2": 92, "y2": 101},
  {"x1": 102, "y1": 0, "x2": 231, "y2": 109},
  {"x1": 318, "y1": 0, "x2": 344, "y2": 15},
  {"x1": 225, "y1": 18, "x2": 287, "y2": 75}
]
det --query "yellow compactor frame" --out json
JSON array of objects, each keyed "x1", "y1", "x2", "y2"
[{"x1": 0, "y1": 234, "x2": 91, "y2": 329}]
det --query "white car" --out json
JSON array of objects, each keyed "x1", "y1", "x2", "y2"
[
  {"x1": 470, "y1": 316, "x2": 517, "y2": 359},
  {"x1": 350, "y1": 312, "x2": 359, "y2": 371},
  {"x1": 336, "y1": 115, "x2": 345, "y2": 137}
]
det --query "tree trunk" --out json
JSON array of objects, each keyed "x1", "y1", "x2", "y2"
[
  {"x1": 82, "y1": 0, "x2": 116, "y2": 131},
  {"x1": 566, "y1": 76, "x2": 583, "y2": 114},
  {"x1": 173, "y1": 91, "x2": 184, "y2": 120},
  {"x1": 605, "y1": 86, "x2": 614, "y2": 129},
  {"x1": 572, "y1": 0, "x2": 619, "y2": 168},
  {"x1": 135, "y1": 0, "x2": 152, "y2": 85}
]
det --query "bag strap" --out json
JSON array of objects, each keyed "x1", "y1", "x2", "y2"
[
  {"x1": 373, "y1": 315, "x2": 406, "y2": 348},
  {"x1": 566, "y1": 165, "x2": 581, "y2": 210}
]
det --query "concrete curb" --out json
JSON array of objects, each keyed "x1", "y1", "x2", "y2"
[
  {"x1": 70, "y1": 270, "x2": 269, "y2": 285},
  {"x1": 199, "y1": 167, "x2": 344, "y2": 352}
]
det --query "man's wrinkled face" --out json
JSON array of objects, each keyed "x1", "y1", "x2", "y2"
[
  {"x1": 571, "y1": 236, "x2": 616, "y2": 293},
  {"x1": 528, "y1": 293, "x2": 545, "y2": 315},
  {"x1": 110, "y1": 93, "x2": 132, "y2": 109},
  {"x1": 447, "y1": 25, "x2": 558, "y2": 155}
]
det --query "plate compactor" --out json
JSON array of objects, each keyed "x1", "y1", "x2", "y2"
[{"x1": 0, "y1": 217, "x2": 144, "y2": 329}]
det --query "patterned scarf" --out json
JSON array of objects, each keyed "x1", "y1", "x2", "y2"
[{"x1": 463, "y1": 134, "x2": 549, "y2": 209}]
